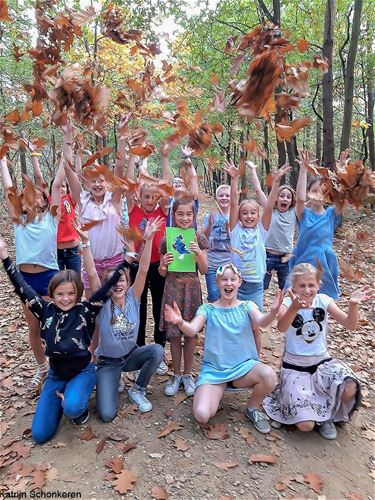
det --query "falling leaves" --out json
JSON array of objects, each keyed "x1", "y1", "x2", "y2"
[
  {"x1": 0, "y1": 0, "x2": 12, "y2": 22},
  {"x1": 276, "y1": 117, "x2": 312, "y2": 142},
  {"x1": 157, "y1": 421, "x2": 183, "y2": 438}
]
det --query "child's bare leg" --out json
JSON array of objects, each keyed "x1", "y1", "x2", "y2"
[
  {"x1": 193, "y1": 384, "x2": 226, "y2": 424},
  {"x1": 182, "y1": 336, "x2": 196, "y2": 374},
  {"x1": 233, "y1": 363, "x2": 277, "y2": 408},
  {"x1": 170, "y1": 336, "x2": 183, "y2": 374},
  {"x1": 342, "y1": 380, "x2": 358, "y2": 401},
  {"x1": 295, "y1": 421, "x2": 315, "y2": 432}
]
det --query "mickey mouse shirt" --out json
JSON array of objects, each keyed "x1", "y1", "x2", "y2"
[{"x1": 282, "y1": 294, "x2": 333, "y2": 357}]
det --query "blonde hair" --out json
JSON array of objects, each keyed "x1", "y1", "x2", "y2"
[
  {"x1": 215, "y1": 184, "x2": 230, "y2": 197},
  {"x1": 290, "y1": 263, "x2": 322, "y2": 287},
  {"x1": 238, "y1": 198, "x2": 260, "y2": 214}
]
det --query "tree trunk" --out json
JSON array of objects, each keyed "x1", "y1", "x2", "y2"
[
  {"x1": 322, "y1": 0, "x2": 336, "y2": 169},
  {"x1": 263, "y1": 122, "x2": 271, "y2": 176},
  {"x1": 368, "y1": 83, "x2": 375, "y2": 170},
  {"x1": 340, "y1": 0, "x2": 363, "y2": 152},
  {"x1": 316, "y1": 119, "x2": 322, "y2": 163}
]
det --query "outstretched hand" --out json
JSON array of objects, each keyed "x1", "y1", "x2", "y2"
[
  {"x1": 296, "y1": 149, "x2": 315, "y2": 171},
  {"x1": 287, "y1": 288, "x2": 311, "y2": 309},
  {"x1": 144, "y1": 216, "x2": 164, "y2": 241},
  {"x1": 349, "y1": 285, "x2": 374, "y2": 304},
  {"x1": 164, "y1": 301, "x2": 182, "y2": 325},
  {"x1": 72, "y1": 222, "x2": 89, "y2": 244},
  {"x1": 223, "y1": 160, "x2": 240, "y2": 179},
  {"x1": 273, "y1": 163, "x2": 291, "y2": 183},
  {"x1": 271, "y1": 289, "x2": 284, "y2": 314},
  {"x1": 0, "y1": 236, "x2": 9, "y2": 260}
]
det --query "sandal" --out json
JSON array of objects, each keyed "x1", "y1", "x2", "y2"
[{"x1": 29, "y1": 360, "x2": 49, "y2": 391}]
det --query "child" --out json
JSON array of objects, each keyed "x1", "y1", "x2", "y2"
[
  {"x1": 164, "y1": 263, "x2": 282, "y2": 434},
  {"x1": 225, "y1": 160, "x2": 291, "y2": 308},
  {"x1": 78, "y1": 217, "x2": 165, "y2": 420},
  {"x1": 263, "y1": 263, "x2": 370, "y2": 439},
  {"x1": 159, "y1": 196, "x2": 208, "y2": 397},
  {"x1": 202, "y1": 184, "x2": 231, "y2": 302},
  {"x1": 289, "y1": 150, "x2": 345, "y2": 299},
  {"x1": 1, "y1": 156, "x2": 62, "y2": 390},
  {"x1": 0, "y1": 235, "x2": 128, "y2": 444},
  {"x1": 246, "y1": 162, "x2": 297, "y2": 290}
]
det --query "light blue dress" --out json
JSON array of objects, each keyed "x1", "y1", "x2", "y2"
[
  {"x1": 196, "y1": 302, "x2": 259, "y2": 386},
  {"x1": 289, "y1": 207, "x2": 341, "y2": 299}
]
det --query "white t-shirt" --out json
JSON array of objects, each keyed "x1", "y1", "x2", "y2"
[
  {"x1": 283, "y1": 293, "x2": 333, "y2": 357},
  {"x1": 230, "y1": 222, "x2": 268, "y2": 283}
]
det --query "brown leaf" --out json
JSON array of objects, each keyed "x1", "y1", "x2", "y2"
[
  {"x1": 128, "y1": 143, "x2": 156, "y2": 158},
  {"x1": 105, "y1": 456, "x2": 124, "y2": 474},
  {"x1": 210, "y1": 74, "x2": 219, "y2": 86},
  {"x1": 30, "y1": 468, "x2": 46, "y2": 490},
  {"x1": 339, "y1": 259, "x2": 363, "y2": 281},
  {"x1": 172, "y1": 437, "x2": 190, "y2": 451},
  {"x1": 116, "y1": 225, "x2": 143, "y2": 244},
  {"x1": 106, "y1": 431, "x2": 129, "y2": 442},
  {"x1": 31, "y1": 100, "x2": 43, "y2": 117},
  {"x1": 80, "y1": 219, "x2": 103, "y2": 231},
  {"x1": 80, "y1": 425, "x2": 96, "y2": 441},
  {"x1": 6, "y1": 109, "x2": 22, "y2": 124},
  {"x1": 96, "y1": 438, "x2": 106, "y2": 454},
  {"x1": 111, "y1": 469, "x2": 136, "y2": 494},
  {"x1": 157, "y1": 421, "x2": 183, "y2": 438},
  {"x1": 303, "y1": 472, "x2": 324, "y2": 493},
  {"x1": 151, "y1": 484, "x2": 169, "y2": 499},
  {"x1": 0, "y1": 0, "x2": 12, "y2": 22},
  {"x1": 248, "y1": 454, "x2": 278, "y2": 464},
  {"x1": 214, "y1": 462, "x2": 239, "y2": 471},
  {"x1": 173, "y1": 392, "x2": 188, "y2": 405},
  {"x1": 276, "y1": 117, "x2": 312, "y2": 142},
  {"x1": 296, "y1": 39, "x2": 309, "y2": 52},
  {"x1": 238, "y1": 427, "x2": 254, "y2": 444},
  {"x1": 119, "y1": 442, "x2": 138, "y2": 454},
  {"x1": 82, "y1": 147, "x2": 113, "y2": 168},
  {"x1": 203, "y1": 423, "x2": 230, "y2": 440}
]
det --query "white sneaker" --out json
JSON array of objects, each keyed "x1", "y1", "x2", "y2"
[
  {"x1": 318, "y1": 421, "x2": 337, "y2": 440},
  {"x1": 29, "y1": 360, "x2": 49, "y2": 392},
  {"x1": 164, "y1": 375, "x2": 182, "y2": 396},
  {"x1": 128, "y1": 387, "x2": 152, "y2": 412},
  {"x1": 156, "y1": 360, "x2": 168, "y2": 375},
  {"x1": 118, "y1": 374, "x2": 125, "y2": 393},
  {"x1": 182, "y1": 374, "x2": 195, "y2": 396}
]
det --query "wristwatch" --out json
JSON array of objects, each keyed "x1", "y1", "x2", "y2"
[{"x1": 80, "y1": 241, "x2": 91, "y2": 248}]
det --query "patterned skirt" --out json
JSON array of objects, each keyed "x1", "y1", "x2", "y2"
[
  {"x1": 263, "y1": 358, "x2": 361, "y2": 425},
  {"x1": 159, "y1": 272, "x2": 202, "y2": 339}
]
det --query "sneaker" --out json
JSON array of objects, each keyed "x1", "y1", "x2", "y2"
[
  {"x1": 118, "y1": 374, "x2": 125, "y2": 393},
  {"x1": 29, "y1": 360, "x2": 49, "y2": 391},
  {"x1": 318, "y1": 421, "x2": 337, "y2": 440},
  {"x1": 156, "y1": 360, "x2": 168, "y2": 375},
  {"x1": 72, "y1": 409, "x2": 89, "y2": 425},
  {"x1": 270, "y1": 419, "x2": 282, "y2": 429},
  {"x1": 244, "y1": 408, "x2": 271, "y2": 434},
  {"x1": 164, "y1": 375, "x2": 182, "y2": 396},
  {"x1": 182, "y1": 374, "x2": 195, "y2": 397},
  {"x1": 128, "y1": 387, "x2": 152, "y2": 412}
]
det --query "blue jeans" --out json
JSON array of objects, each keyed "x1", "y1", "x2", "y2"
[
  {"x1": 263, "y1": 252, "x2": 289, "y2": 290},
  {"x1": 237, "y1": 280, "x2": 264, "y2": 310},
  {"x1": 96, "y1": 344, "x2": 163, "y2": 422},
  {"x1": 32, "y1": 363, "x2": 96, "y2": 444},
  {"x1": 205, "y1": 268, "x2": 220, "y2": 302},
  {"x1": 57, "y1": 246, "x2": 81, "y2": 274}
]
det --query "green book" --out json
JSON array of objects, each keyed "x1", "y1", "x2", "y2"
[{"x1": 166, "y1": 227, "x2": 196, "y2": 273}]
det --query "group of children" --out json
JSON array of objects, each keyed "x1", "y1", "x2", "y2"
[{"x1": 0, "y1": 127, "x2": 370, "y2": 444}]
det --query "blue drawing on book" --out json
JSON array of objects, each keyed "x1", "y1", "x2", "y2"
[{"x1": 173, "y1": 235, "x2": 191, "y2": 260}]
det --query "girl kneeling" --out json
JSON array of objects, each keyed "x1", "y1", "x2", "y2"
[
  {"x1": 263, "y1": 263, "x2": 371, "y2": 439},
  {"x1": 165, "y1": 263, "x2": 282, "y2": 434},
  {"x1": 0, "y1": 236, "x2": 127, "y2": 444}
]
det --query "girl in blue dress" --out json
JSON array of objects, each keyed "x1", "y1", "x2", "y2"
[
  {"x1": 289, "y1": 151, "x2": 345, "y2": 299},
  {"x1": 164, "y1": 263, "x2": 283, "y2": 434}
]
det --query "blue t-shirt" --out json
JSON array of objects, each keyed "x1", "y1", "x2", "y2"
[
  {"x1": 202, "y1": 212, "x2": 231, "y2": 269},
  {"x1": 95, "y1": 288, "x2": 140, "y2": 358}
]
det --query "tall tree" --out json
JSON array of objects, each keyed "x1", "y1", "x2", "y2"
[
  {"x1": 322, "y1": 0, "x2": 336, "y2": 169},
  {"x1": 340, "y1": 0, "x2": 363, "y2": 152}
]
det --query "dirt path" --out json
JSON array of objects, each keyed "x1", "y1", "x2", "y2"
[{"x1": 0, "y1": 204, "x2": 374, "y2": 500}]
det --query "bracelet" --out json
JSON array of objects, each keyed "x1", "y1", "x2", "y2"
[
  {"x1": 30, "y1": 152, "x2": 42, "y2": 157},
  {"x1": 80, "y1": 241, "x2": 91, "y2": 248}
]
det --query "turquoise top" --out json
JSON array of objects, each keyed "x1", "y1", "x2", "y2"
[
  {"x1": 195, "y1": 301, "x2": 259, "y2": 386},
  {"x1": 14, "y1": 212, "x2": 58, "y2": 270}
]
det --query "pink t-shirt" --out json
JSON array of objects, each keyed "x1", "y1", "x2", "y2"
[{"x1": 79, "y1": 191, "x2": 124, "y2": 260}]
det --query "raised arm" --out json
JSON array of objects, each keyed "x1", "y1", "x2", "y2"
[
  {"x1": 224, "y1": 160, "x2": 240, "y2": 230},
  {"x1": 62, "y1": 123, "x2": 82, "y2": 204},
  {"x1": 74, "y1": 225, "x2": 101, "y2": 293},
  {"x1": 50, "y1": 157, "x2": 65, "y2": 209},
  {"x1": 261, "y1": 164, "x2": 291, "y2": 231},
  {"x1": 30, "y1": 150, "x2": 44, "y2": 189},
  {"x1": 295, "y1": 150, "x2": 309, "y2": 220},
  {"x1": 0, "y1": 157, "x2": 15, "y2": 215},
  {"x1": 132, "y1": 217, "x2": 164, "y2": 300},
  {"x1": 164, "y1": 301, "x2": 206, "y2": 337},
  {"x1": 327, "y1": 286, "x2": 373, "y2": 331},
  {"x1": 250, "y1": 290, "x2": 283, "y2": 329},
  {"x1": 246, "y1": 161, "x2": 267, "y2": 208}
]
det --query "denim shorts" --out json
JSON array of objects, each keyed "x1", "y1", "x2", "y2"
[
  {"x1": 20, "y1": 268, "x2": 59, "y2": 297},
  {"x1": 205, "y1": 268, "x2": 221, "y2": 302},
  {"x1": 237, "y1": 280, "x2": 264, "y2": 310}
]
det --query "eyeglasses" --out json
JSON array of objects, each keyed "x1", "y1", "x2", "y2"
[{"x1": 216, "y1": 264, "x2": 241, "y2": 277}]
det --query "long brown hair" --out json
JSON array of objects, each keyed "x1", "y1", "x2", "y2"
[{"x1": 48, "y1": 270, "x2": 84, "y2": 301}]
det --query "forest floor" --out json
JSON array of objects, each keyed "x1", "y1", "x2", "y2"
[{"x1": 0, "y1": 197, "x2": 374, "y2": 500}]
